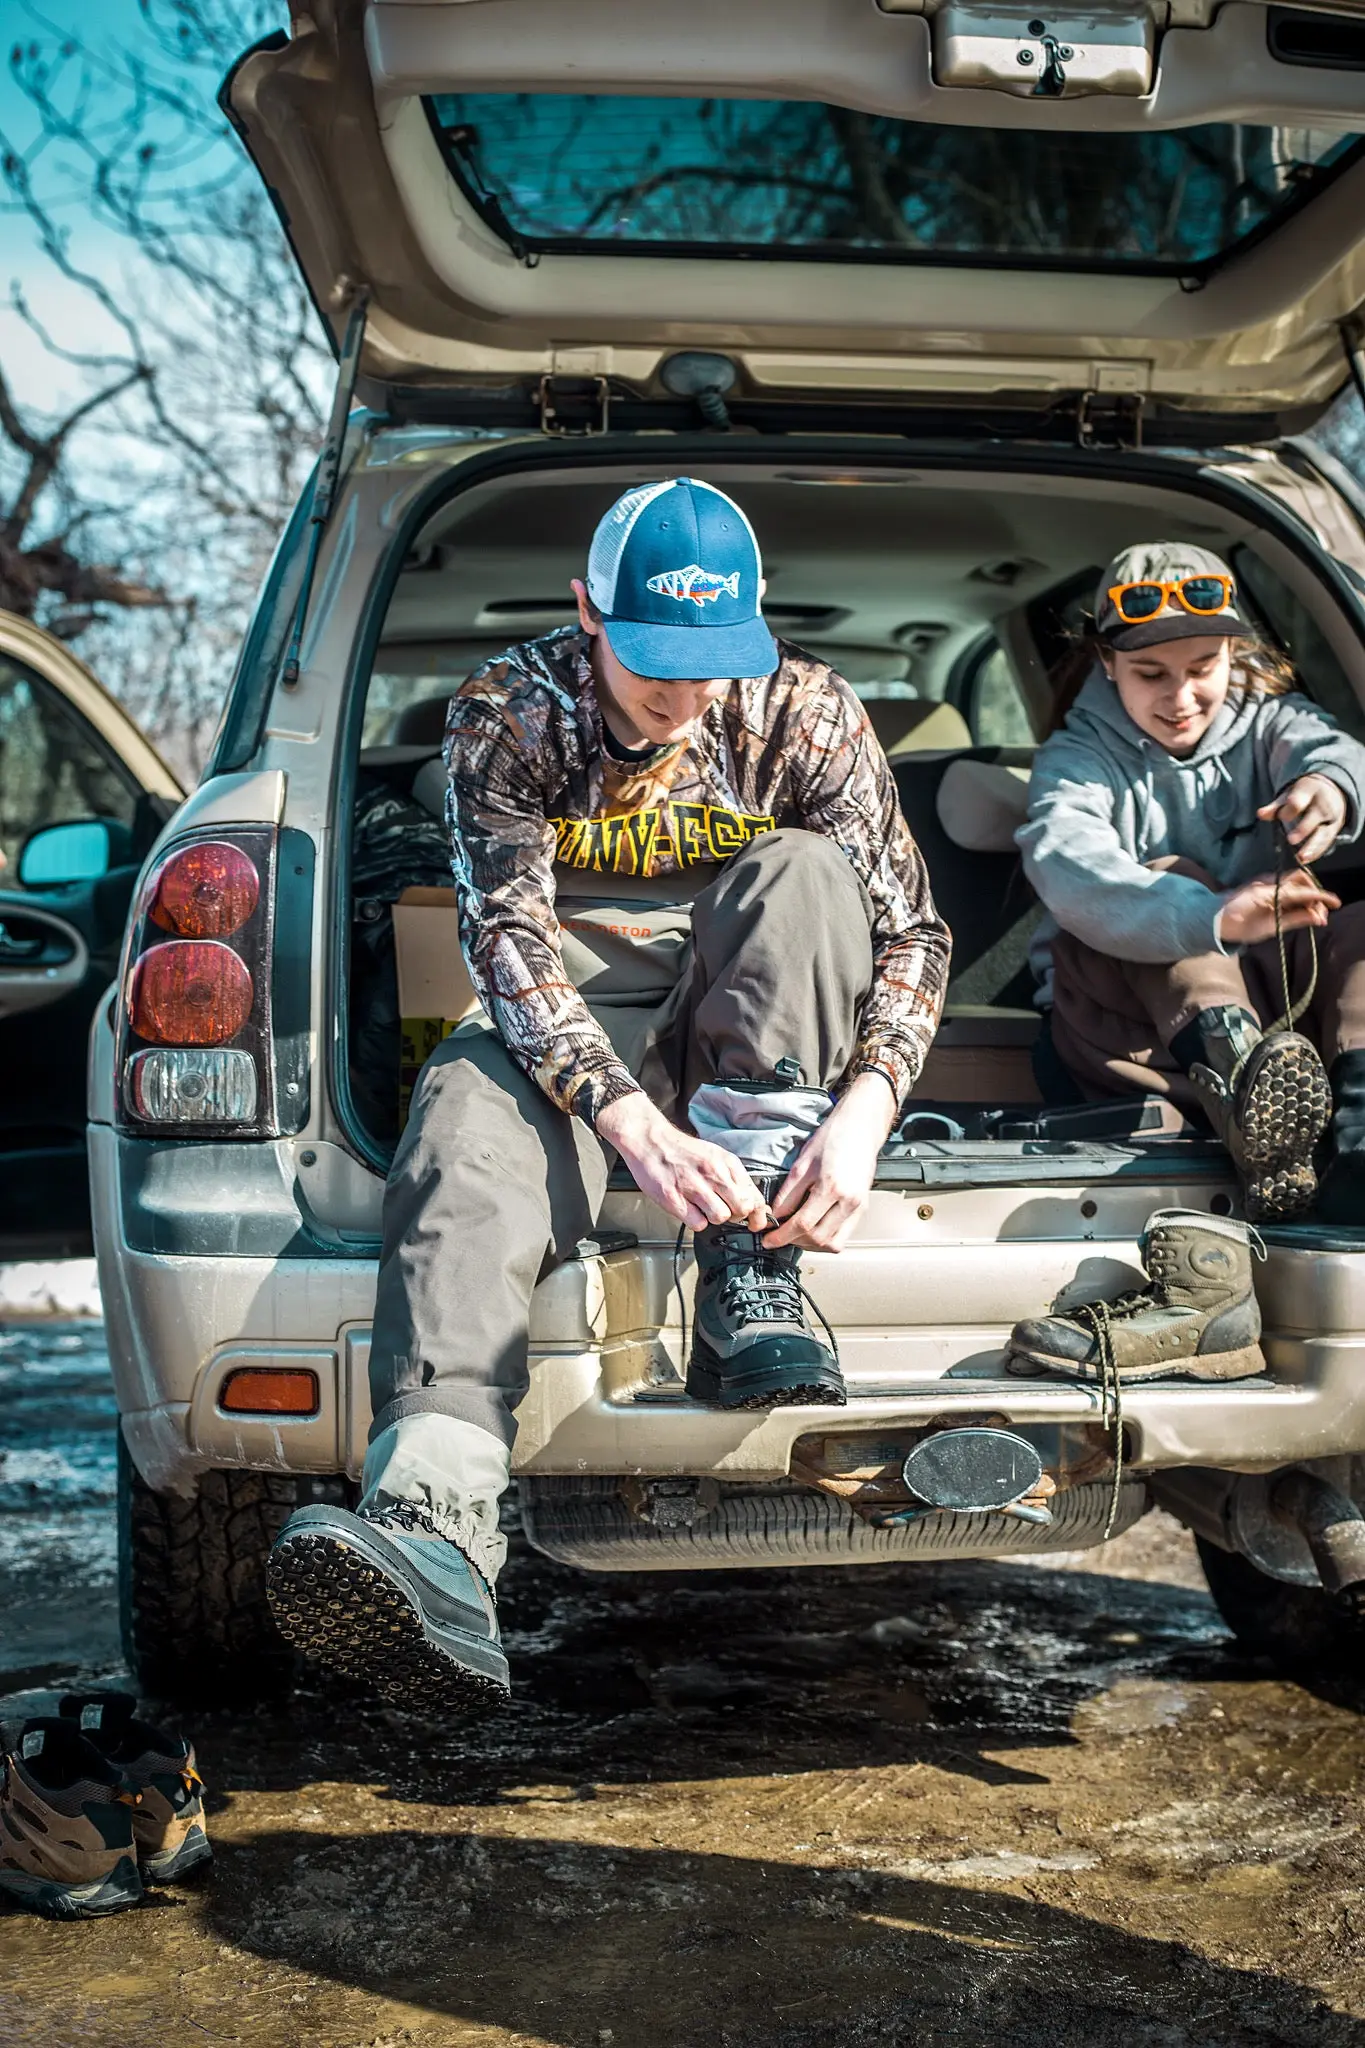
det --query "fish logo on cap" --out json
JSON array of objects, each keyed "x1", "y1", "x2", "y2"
[{"x1": 646, "y1": 564, "x2": 742, "y2": 607}]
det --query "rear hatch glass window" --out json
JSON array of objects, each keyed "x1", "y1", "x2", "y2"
[{"x1": 428, "y1": 95, "x2": 1362, "y2": 275}]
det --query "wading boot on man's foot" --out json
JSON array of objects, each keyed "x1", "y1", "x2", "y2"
[
  {"x1": 1173, "y1": 1006, "x2": 1330, "y2": 1222},
  {"x1": 1006, "y1": 1209, "x2": 1266, "y2": 1384},
  {"x1": 1314, "y1": 1049, "x2": 1365, "y2": 1228},
  {"x1": 685, "y1": 1199, "x2": 844, "y2": 1410},
  {"x1": 268, "y1": 1500, "x2": 510, "y2": 1715}
]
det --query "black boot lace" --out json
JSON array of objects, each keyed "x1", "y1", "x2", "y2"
[{"x1": 673, "y1": 1222, "x2": 840, "y2": 1371}]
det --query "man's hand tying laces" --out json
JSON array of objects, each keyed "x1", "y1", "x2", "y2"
[
  {"x1": 596, "y1": 1093, "x2": 768, "y2": 1231},
  {"x1": 764, "y1": 1072, "x2": 897, "y2": 1253}
]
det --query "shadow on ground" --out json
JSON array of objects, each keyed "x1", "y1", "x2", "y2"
[{"x1": 202, "y1": 1825, "x2": 1365, "y2": 2048}]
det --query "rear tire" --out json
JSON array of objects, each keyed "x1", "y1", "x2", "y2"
[
  {"x1": 1195, "y1": 1533, "x2": 1365, "y2": 1673},
  {"x1": 117, "y1": 1433, "x2": 350, "y2": 1702}
]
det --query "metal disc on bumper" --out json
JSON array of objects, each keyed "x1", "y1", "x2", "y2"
[{"x1": 902, "y1": 1428, "x2": 1044, "y2": 1513}]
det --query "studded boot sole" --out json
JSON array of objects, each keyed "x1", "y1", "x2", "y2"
[{"x1": 1230, "y1": 1033, "x2": 1332, "y2": 1222}]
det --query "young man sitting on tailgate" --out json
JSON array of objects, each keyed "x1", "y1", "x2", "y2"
[{"x1": 270, "y1": 478, "x2": 951, "y2": 1711}]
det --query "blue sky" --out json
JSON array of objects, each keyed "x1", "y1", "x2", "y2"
[{"x1": 0, "y1": 0, "x2": 279, "y2": 412}]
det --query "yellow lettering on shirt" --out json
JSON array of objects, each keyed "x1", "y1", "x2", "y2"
[{"x1": 550, "y1": 803, "x2": 774, "y2": 876}]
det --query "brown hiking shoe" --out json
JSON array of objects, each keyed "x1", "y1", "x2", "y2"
[
  {"x1": 59, "y1": 1693, "x2": 211, "y2": 1885},
  {"x1": 1006, "y1": 1209, "x2": 1267, "y2": 1385},
  {"x1": 1183, "y1": 1011, "x2": 1330, "y2": 1222},
  {"x1": 0, "y1": 1719, "x2": 143, "y2": 1919}
]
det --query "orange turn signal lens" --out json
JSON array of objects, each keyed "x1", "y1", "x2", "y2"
[{"x1": 218, "y1": 1367, "x2": 319, "y2": 1416}]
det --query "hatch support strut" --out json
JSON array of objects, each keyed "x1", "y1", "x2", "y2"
[
  {"x1": 282, "y1": 292, "x2": 370, "y2": 688},
  {"x1": 1343, "y1": 316, "x2": 1365, "y2": 416}
]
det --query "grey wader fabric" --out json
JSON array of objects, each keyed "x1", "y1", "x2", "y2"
[{"x1": 366, "y1": 829, "x2": 877, "y2": 1475}]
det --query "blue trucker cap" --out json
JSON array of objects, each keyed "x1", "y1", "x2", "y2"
[{"x1": 585, "y1": 478, "x2": 779, "y2": 681}]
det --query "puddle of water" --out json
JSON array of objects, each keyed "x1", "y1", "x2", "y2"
[{"x1": 1073, "y1": 1678, "x2": 1194, "y2": 1737}]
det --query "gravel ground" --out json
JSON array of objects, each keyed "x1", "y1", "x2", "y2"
[{"x1": 3, "y1": 1317, "x2": 1365, "y2": 2047}]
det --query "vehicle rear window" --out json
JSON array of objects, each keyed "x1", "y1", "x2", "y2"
[{"x1": 426, "y1": 96, "x2": 1362, "y2": 275}]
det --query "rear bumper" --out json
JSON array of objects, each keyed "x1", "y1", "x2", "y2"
[{"x1": 90, "y1": 1124, "x2": 1365, "y2": 1496}]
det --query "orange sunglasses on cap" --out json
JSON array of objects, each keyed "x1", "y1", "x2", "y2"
[{"x1": 1107, "y1": 574, "x2": 1235, "y2": 624}]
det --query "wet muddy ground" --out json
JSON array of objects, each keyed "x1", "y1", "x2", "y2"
[{"x1": 4, "y1": 1317, "x2": 1365, "y2": 2046}]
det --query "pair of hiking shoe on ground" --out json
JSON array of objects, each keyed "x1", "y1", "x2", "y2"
[
  {"x1": 268, "y1": 1187, "x2": 843, "y2": 1717},
  {"x1": 0, "y1": 1693, "x2": 210, "y2": 1919}
]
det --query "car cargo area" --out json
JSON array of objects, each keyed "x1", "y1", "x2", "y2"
[{"x1": 344, "y1": 452, "x2": 1365, "y2": 1162}]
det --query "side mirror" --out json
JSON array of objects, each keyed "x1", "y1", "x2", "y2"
[{"x1": 17, "y1": 818, "x2": 129, "y2": 888}]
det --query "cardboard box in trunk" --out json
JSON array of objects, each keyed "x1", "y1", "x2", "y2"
[{"x1": 393, "y1": 886, "x2": 480, "y2": 1125}]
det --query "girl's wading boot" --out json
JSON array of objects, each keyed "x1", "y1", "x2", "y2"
[
  {"x1": 1007, "y1": 1209, "x2": 1267, "y2": 1384},
  {"x1": 1172, "y1": 1005, "x2": 1331, "y2": 1222},
  {"x1": 1313, "y1": 1049, "x2": 1365, "y2": 1227}
]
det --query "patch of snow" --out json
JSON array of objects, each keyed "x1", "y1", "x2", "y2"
[{"x1": 0, "y1": 1261, "x2": 102, "y2": 1318}]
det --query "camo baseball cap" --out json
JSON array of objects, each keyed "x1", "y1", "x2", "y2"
[
  {"x1": 586, "y1": 478, "x2": 778, "y2": 680},
  {"x1": 1095, "y1": 541, "x2": 1251, "y2": 652}
]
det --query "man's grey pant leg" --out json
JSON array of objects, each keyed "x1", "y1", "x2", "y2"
[
  {"x1": 368, "y1": 1027, "x2": 609, "y2": 1450},
  {"x1": 679, "y1": 828, "x2": 876, "y2": 1098}
]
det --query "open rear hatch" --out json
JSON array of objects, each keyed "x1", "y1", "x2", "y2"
[{"x1": 226, "y1": 0, "x2": 1365, "y2": 441}]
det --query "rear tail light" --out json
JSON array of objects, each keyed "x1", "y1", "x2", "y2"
[
  {"x1": 148, "y1": 842, "x2": 259, "y2": 938},
  {"x1": 116, "y1": 826, "x2": 311, "y2": 1138},
  {"x1": 127, "y1": 1048, "x2": 258, "y2": 1123},
  {"x1": 130, "y1": 941, "x2": 253, "y2": 1045}
]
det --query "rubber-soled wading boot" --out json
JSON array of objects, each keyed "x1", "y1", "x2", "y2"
[
  {"x1": 0, "y1": 1719, "x2": 143, "y2": 1919},
  {"x1": 267, "y1": 1501, "x2": 510, "y2": 1714},
  {"x1": 686, "y1": 1217, "x2": 844, "y2": 1410},
  {"x1": 1006, "y1": 1208, "x2": 1266, "y2": 1384},
  {"x1": 1314, "y1": 1049, "x2": 1365, "y2": 1228},
  {"x1": 1176, "y1": 1006, "x2": 1330, "y2": 1222},
  {"x1": 58, "y1": 1692, "x2": 211, "y2": 1885}
]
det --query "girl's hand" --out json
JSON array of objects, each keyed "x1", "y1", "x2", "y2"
[
  {"x1": 764, "y1": 1073, "x2": 896, "y2": 1253},
  {"x1": 1258, "y1": 774, "x2": 1349, "y2": 866},
  {"x1": 1217, "y1": 867, "x2": 1340, "y2": 949}
]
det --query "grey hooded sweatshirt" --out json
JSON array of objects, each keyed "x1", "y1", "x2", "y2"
[{"x1": 1018, "y1": 670, "x2": 1365, "y2": 1001}]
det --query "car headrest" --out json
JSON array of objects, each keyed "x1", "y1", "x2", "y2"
[
  {"x1": 935, "y1": 756, "x2": 1033, "y2": 853},
  {"x1": 412, "y1": 757, "x2": 448, "y2": 818},
  {"x1": 881, "y1": 699, "x2": 973, "y2": 756},
  {"x1": 391, "y1": 692, "x2": 453, "y2": 747}
]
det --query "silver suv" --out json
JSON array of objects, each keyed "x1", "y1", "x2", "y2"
[{"x1": 80, "y1": 0, "x2": 1365, "y2": 1694}]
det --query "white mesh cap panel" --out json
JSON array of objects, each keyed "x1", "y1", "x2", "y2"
[
  {"x1": 586, "y1": 478, "x2": 679, "y2": 615},
  {"x1": 586, "y1": 478, "x2": 764, "y2": 616}
]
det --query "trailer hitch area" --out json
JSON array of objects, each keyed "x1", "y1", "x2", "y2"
[
  {"x1": 1270, "y1": 1468, "x2": 1365, "y2": 1617},
  {"x1": 792, "y1": 1424, "x2": 1058, "y2": 1528}
]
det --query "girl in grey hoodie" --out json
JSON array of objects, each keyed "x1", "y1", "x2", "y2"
[{"x1": 1018, "y1": 541, "x2": 1365, "y2": 1224}]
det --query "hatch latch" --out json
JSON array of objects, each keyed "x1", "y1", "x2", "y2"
[
  {"x1": 1077, "y1": 389, "x2": 1145, "y2": 451},
  {"x1": 538, "y1": 373, "x2": 611, "y2": 437},
  {"x1": 930, "y1": 3, "x2": 1155, "y2": 97}
]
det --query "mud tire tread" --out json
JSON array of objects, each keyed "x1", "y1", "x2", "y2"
[{"x1": 117, "y1": 1435, "x2": 349, "y2": 1703}]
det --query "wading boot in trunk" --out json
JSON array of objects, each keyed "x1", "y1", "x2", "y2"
[
  {"x1": 686, "y1": 1177, "x2": 844, "y2": 1410},
  {"x1": 1314, "y1": 1049, "x2": 1365, "y2": 1227},
  {"x1": 1172, "y1": 1006, "x2": 1330, "y2": 1222},
  {"x1": 1006, "y1": 1209, "x2": 1267, "y2": 1384}
]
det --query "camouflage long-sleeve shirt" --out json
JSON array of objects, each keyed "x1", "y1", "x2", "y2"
[{"x1": 443, "y1": 628, "x2": 950, "y2": 1126}]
